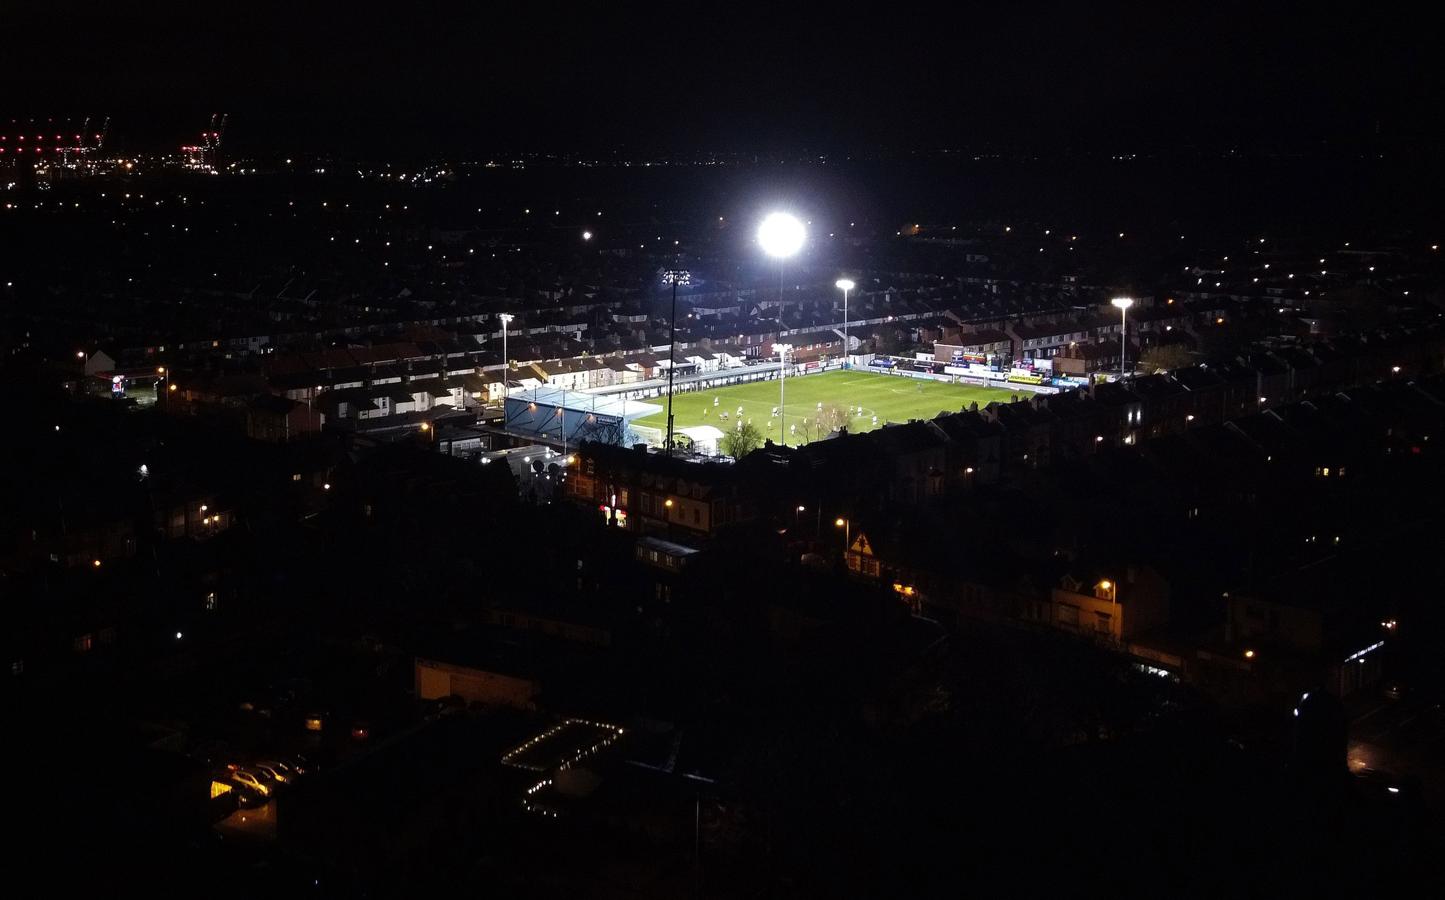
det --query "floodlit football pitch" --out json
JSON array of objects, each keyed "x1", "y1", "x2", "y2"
[{"x1": 630, "y1": 369, "x2": 1021, "y2": 446}]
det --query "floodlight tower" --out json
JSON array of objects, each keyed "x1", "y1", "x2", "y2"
[
  {"x1": 758, "y1": 212, "x2": 806, "y2": 304},
  {"x1": 758, "y1": 212, "x2": 805, "y2": 445},
  {"x1": 773, "y1": 343, "x2": 794, "y2": 445},
  {"x1": 835, "y1": 278, "x2": 855, "y2": 366},
  {"x1": 662, "y1": 269, "x2": 690, "y2": 456}
]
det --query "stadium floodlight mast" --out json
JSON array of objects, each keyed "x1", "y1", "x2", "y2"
[
  {"x1": 1110, "y1": 297, "x2": 1134, "y2": 379},
  {"x1": 835, "y1": 278, "x2": 855, "y2": 366},
  {"x1": 758, "y1": 212, "x2": 806, "y2": 312},
  {"x1": 773, "y1": 343, "x2": 794, "y2": 446},
  {"x1": 661, "y1": 269, "x2": 691, "y2": 456}
]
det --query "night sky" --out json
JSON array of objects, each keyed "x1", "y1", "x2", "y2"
[{"x1": 4, "y1": 2, "x2": 1440, "y2": 155}]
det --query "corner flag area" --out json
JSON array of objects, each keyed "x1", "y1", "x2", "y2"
[{"x1": 630, "y1": 369, "x2": 1021, "y2": 446}]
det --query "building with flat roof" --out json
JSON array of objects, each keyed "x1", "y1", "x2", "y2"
[{"x1": 502, "y1": 387, "x2": 660, "y2": 447}]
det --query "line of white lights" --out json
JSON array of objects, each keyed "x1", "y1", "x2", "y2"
[
  {"x1": 505, "y1": 718, "x2": 626, "y2": 817},
  {"x1": 501, "y1": 718, "x2": 624, "y2": 771},
  {"x1": 1344, "y1": 640, "x2": 1385, "y2": 663}
]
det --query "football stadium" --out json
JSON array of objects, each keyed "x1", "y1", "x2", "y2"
[{"x1": 629, "y1": 369, "x2": 1020, "y2": 447}]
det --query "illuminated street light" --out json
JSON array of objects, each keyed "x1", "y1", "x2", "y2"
[
  {"x1": 834, "y1": 517, "x2": 850, "y2": 553},
  {"x1": 836, "y1": 278, "x2": 855, "y2": 367},
  {"x1": 773, "y1": 343, "x2": 794, "y2": 445},
  {"x1": 1110, "y1": 297, "x2": 1134, "y2": 379},
  {"x1": 582, "y1": 231, "x2": 592, "y2": 241},
  {"x1": 498, "y1": 312, "x2": 515, "y2": 377}
]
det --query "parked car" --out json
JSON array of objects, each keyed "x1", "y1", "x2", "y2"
[
  {"x1": 252, "y1": 761, "x2": 297, "y2": 785},
  {"x1": 284, "y1": 753, "x2": 316, "y2": 776},
  {"x1": 226, "y1": 767, "x2": 273, "y2": 797}
]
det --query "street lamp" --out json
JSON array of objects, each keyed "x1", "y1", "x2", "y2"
[
  {"x1": 1110, "y1": 297, "x2": 1134, "y2": 380},
  {"x1": 835, "y1": 517, "x2": 850, "y2": 553},
  {"x1": 497, "y1": 313, "x2": 514, "y2": 380},
  {"x1": 773, "y1": 343, "x2": 794, "y2": 445},
  {"x1": 836, "y1": 278, "x2": 855, "y2": 367}
]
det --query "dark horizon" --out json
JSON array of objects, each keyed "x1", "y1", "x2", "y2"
[{"x1": 5, "y1": 2, "x2": 1442, "y2": 157}]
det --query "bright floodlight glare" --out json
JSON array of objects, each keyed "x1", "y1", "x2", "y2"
[
  {"x1": 758, "y1": 213, "x2": 805, "y2": 258},
  {"x1": 835, "y1": 278, "x2": 856, "y2": 291},
  {"x1": 1111, "y1": 297, "x2": 1135, "y2": 309}
]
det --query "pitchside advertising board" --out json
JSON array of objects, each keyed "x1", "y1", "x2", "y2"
[{"x1": 948, "y1": 350, "x2": 988, "y2": 366}]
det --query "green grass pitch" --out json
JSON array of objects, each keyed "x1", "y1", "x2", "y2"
[{"x1": 630, "y1": 369, "x2": 1021, "y2": 446}]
